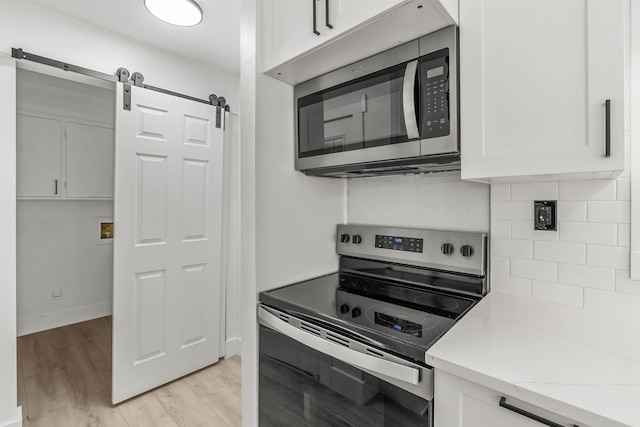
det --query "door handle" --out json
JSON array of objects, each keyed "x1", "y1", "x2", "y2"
[
  {"x1": 499, "y1": 397, "x2": 579, "y2": 427},
  {"x1": 402, "y1": 60, "x2": 420, "y2": 140},
  {"x1": 325, "y1": 0, "x2": 333, "y2": 29},
  {"x1": 605, "y1": 99, "x2": 611, "y2": 157},
  {"x1": 312, "y1": 0, "x2": 320, "y2": 35},
  {"x1": 258, "y1": 306, "x2": 421, "y2": 385}
]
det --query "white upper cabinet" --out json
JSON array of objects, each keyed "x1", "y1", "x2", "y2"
[
  {"x1": 66, "y1": 123, "x2": 115, "y2": 199},
  {"x1": 460, "y1": 0, "x2": 624, "y2": 182},
  {"x1": 262, "y1": 0, "x2": 457, "y2": 85},
  {"x1": 263, "y1": 0, "x2": 406, "y2": 72},
  {"x1": 16, "y1": 114, "x2": 63, "y2": 199},
  {"x1": 262, "y1": 0, "x2": 328, "y2": 72}
]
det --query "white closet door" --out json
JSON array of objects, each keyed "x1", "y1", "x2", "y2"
[{"x1": 112, "y1": 83, "x2": 224, "y2": 404}]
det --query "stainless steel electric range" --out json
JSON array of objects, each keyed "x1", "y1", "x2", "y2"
[{"x1": 258, "y1": 224, "x2": 488, "y2": 427}]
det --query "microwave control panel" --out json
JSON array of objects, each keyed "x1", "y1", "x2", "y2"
[{"x1": 419, "y1": 49, "x2": 450, "y2": 138}]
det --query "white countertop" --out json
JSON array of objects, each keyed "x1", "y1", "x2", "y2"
[{"x1": 425, "y1": 292, "x2": 640, "y2": 427}]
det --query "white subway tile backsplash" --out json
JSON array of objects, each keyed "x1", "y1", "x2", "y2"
[
  {"x1": 491, "y1": 256, "x2": 510, "y2": 276},
  {"x1": 512, "y1": 220, "x2": 559, "y2": 242},
  {"x1": 510, "y1": 182, "x2": 558, "y2": 201},
  {"x1": 615, "y1": 270, "x2": 640, "y2": 295},
  {"x1": 511, "y1": 258, "x2": 557, "y2": 281},
  {"x1": 491, "y1": 183, "x2": 510, "y2": 201},
  {"x1": 558, "y1": 180, "x2": 617, "y2": 201},
  {"x1": 618, "y1": 224, "x2": 631, "y2": 247},
  {"x1": 586, "y1": 245, "x2": 630, "y2": 270},
  {"x1": 584, "y1": 288, "x2": 640, "y2": 319},
  {"x1": 557, "y1": 201, "x2": 587, "y2": 222},
  {"x1": 491, "y1": 274, "x2": 531, "y2": 297},
  {"x1": 491, "y1": 220, "x2": 511, "y2": 238},
  {"x1": 491, "y1": 201, "x2": 532, "y2": 221},
  {"x1": 532, "y1": 280, "x2": 584, "y2": 307},
  {"x1": 559, "y1": 222, "x2": 617, "y2": 245},
  {"x1": 587, "y1": 201, "x2": 630, "y2": 224},
  {"x1": 557, "y1": 264, "x2": 615, "y2": 290},
  {"x1": 492, "y1": 238, "x2": 533, "y2": 259},
  {"x1": 534, "y1": 241, "x2": 585, "y2": 265}
]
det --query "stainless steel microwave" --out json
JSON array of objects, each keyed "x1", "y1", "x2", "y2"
[{"x1": 294, "y1": 26, "x2": 459, "y2": 178}]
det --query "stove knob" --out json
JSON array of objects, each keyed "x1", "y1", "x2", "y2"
[
  {"x1": 352, "y1": 235, "x2": 362, "y2": 244},
  {"x1": 460, "y1": 244, "x2": 474, "y2": 257},
  {"x1": 339, "y1": 304, "x2": 350, "y2": 314},
  {"x1": 351, "y1": 307, "x2": 362, "y2": 318},
  {"x1": 340, "y1": 233, "x2": 350, "y2": 243},
  {"x1": 441, "y1": 242, "x2": 454, "y2": 255}
]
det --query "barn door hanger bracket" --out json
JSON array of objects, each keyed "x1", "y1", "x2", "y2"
[{"x1": 209, "y1": 94, "x2": 230, "y2": 129}]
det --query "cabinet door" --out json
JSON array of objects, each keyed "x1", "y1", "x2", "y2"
[
  {"x1": 16, "y1": 114, "x2": 62, "y2": 198},
  {"x1": 434, "y1": 370, "x2": 590, "y2": 427},
  {"x1": 460, "y1": 0, "x2": 624, "y2": 181},
  {"x1": 263, "y1": 0, "x2": 326, "y2": 71},
  {"x1": 65, "y1": 123, "x2": 114, "y2": 198},
  {"x1": 325, "y1": 0, "x2": 405, "y2": 40}
]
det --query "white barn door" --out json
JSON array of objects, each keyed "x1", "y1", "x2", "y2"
[{"x1": 112, "y1": 83, "x2": 224, "y2": 404}]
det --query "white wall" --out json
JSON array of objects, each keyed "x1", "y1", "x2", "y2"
[
  {"x1": 0, "y1": 54, "x2": 22, "y2": 427},
  {"x1": 240, "y1": 0, "x2": 345, "y2": 425},
  {"x1": 488, "y1": 2, "x2": 640, "y2": 316},
  {"x1": 17, "y1": 201, "x2": 114, "y2": 335}
]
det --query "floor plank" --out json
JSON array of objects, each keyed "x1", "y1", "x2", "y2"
[{"x1": 18, "y1": 316, "x2": 241, "y2": 427}]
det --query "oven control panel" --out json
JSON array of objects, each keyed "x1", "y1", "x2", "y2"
[
  {"x1": 336, "y1": 224, "x2": 487, "y2": 277},
  {"x1": 375, "y1": 235, "x2": 423, "y2": 253}
]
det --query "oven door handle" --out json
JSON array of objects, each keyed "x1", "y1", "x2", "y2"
[
  {"x1": 258, "y1": 306, "x2": 421, "y2": 386},
  {"x1": 402, "y1": 59, "x2": 420, "y2": 140}
]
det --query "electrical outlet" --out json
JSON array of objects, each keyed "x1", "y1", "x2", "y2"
[{"x1": 534, "y1": 200, "x2": 557, "y2": 231}]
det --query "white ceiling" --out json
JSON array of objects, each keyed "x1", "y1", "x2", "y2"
[{"x1": 23, "y1": 0, "x2": 241, "y2": 75}]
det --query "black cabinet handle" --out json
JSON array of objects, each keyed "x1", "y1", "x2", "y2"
[
  {"x1": 54, "y1": 179, "x2": 58, "y2": 195},
  {"x1": 605, "y1": 99, "x2": 611, "y2": 157},
  {"x1": 325, "y1": 0, "x2": 333, "y2": 29},
  {"x1": 312, "y1": 0, "x2": 320, "y2": 35},
  {"x1": 499, "y1": 397, "x2": 578, "y2": 427}
]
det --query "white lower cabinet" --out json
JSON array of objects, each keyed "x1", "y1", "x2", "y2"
[{"x1": 434, "y1": 370, "x2": 590, "y2": 427}]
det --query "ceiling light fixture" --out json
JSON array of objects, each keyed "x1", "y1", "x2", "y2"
[{"x1": 144, "y1": 0, "x2": 203, "y2": 27}]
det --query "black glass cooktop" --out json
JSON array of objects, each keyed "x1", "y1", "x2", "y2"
[{"x1": 260, "y1": 269, "x2": 479, "y2": 363}]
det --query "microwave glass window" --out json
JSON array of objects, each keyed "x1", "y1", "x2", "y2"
[
  {"x1": 298, "y1": 63, "x2": 412, "y2": 158},
  {"x1": 419, "y1": 49, "x2": 450, "y2": 139}
]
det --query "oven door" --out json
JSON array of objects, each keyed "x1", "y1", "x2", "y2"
[{"x1": 258, "y1": 306, "x2": 433, "y2": 427}]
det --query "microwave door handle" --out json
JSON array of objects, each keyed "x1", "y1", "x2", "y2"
[
  {"x1": 402, "y1": 60, "x2": 420, "y2": 140},
  {"x1": 258, "y1": 306, "x2": 420, "y2": 385}
]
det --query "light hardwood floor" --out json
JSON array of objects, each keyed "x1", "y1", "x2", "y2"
[{"x1": 17, "y1": 316, "x2": 242, "y2": 427}]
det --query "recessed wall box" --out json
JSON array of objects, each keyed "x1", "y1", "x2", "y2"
[{"x1": 534, "y1": 200, "x2": 557, "y2": 231}]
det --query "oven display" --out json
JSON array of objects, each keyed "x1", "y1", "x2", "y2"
[
  {"x1": 375, "y1": 312, "x2": 422, "y2": 337},
  {"x1": 375, "y1": 234, "x2": 423, "y2": 253}
]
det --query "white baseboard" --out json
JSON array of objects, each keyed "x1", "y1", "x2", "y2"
[
  {"x1": 225, "y1": 337, "x2": 241, "y2": 357},
  {"x1": 17, "y1": 302, "x2": 112, "y2": 336},
  {"x1": 0, "y1": 406, "x2": 22, "y2": 427}
]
